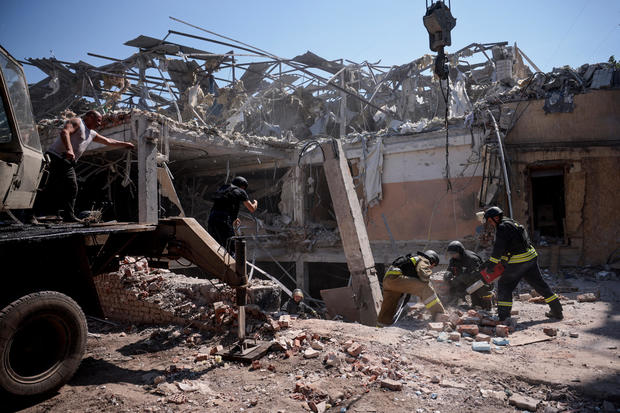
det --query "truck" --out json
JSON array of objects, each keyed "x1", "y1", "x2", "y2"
[{"x1": 0, "y1": 45, "x2": 247, "y2": 397}]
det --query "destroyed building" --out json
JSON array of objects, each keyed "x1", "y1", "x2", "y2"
[{"x1": 28, "y1": 24, "x2": 620, "y2": 301}]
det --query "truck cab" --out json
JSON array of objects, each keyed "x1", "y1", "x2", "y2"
[{"x1": 0, "y1": 45, "x2": 44, "y2": 211}]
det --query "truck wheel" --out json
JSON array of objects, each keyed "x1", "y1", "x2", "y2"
[{"x1": 0, "y1": 291, "x2": 87, "y2": 396}]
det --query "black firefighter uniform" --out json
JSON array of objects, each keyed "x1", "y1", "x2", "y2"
[
  {"x1": 488, "y1": 218, "x2": 563, "y2": 320},
  {"x1": 377, "y1": 255, "x2": 445, "y2": 325}
]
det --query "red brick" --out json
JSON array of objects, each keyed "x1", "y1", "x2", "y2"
[
  {"x1": 456, "y1": 324, "x2": 479, "y2": 336},
  {"x1": 251, "y1": 360, "x2": 261, "y2": 370},
  {"x1": 475, "y1": 333, "x2": 491, "y2": 342},
  {"x1": 543, "y1": 327, "x2": 558, "y2": 337},
  {"x1": 380, "y1": 378, "x2": 403, "y2": 391},
  {"x1": 194, "y1": 353, "x2": 210, "y2": 362},
  {"x1": 479, "y1": 326, "x2": 495, "y2": 336},
  {"x1": 347, "y1": 342, "x2": 363, "y2": 357},
  {"x1": 428, "y1": 322, "x2": 445, "y2": 331},
  {"x1": 481, "y1": 318, "x2": 501, "y2": 327},
  {"x1": 496, "y1": 325, "x2": 510, "y2": 337}
]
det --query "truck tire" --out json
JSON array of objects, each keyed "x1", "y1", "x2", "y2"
[{"x1": 0, "y1": 291, "x2": 87, "y2": 396}]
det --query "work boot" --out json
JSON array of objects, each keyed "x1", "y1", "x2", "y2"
[{"x1": 545, "y1": 300, "x2": 563, "y2": 320}]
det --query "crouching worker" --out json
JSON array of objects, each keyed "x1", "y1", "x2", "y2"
[
  {"x1": 445, "y1": 240, "x2": 494, "y2": 310},
  {"x1": 377, "y1": 250, "x2": 445, "y2": 325},
  {"x1": 281, "y1": 289, "x2": 318, "y2": 319}
]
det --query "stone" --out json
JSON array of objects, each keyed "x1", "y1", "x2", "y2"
[
  {"x1": 472, "y1": 341, "x2": 491, "y2": 352},
  {"x1": 430, "y1": 375, "x2": 440, "y2": 383},
  {"x1": 304, "y1": 349, "x2": 320, "y2": 359},
  {"x1": 496, "y1": 325, "x2": 510, "y2": 337},
  {"x1": 449, "y1": 332, "x2": 461, "y2": 341},
  {"x1": 437, "y1": 332, "x2": 450, "y2": 342},
  {"x1": 154, "y1": 375, "x2": 166, "y2": 385},
  {"x1": 569, "y1": 332, "x2": 579, "y2": 338},
  {"x1": 324, "y1": 352, "x2": 340, "y2": 367},
  {"x1": 577, "y1": 292, "x2": 599, "y2": 302},
  {"x1": 509, "y1": 394, "x2": 540, "y2": 411},
  {"x1": 308, "y1": 401, "x2": 327, "y2": 413},
  {"x1": 475, "y1": 334, "x2": 491, "y2": 342},
  {"x1": 434, "y1": 313, "x2": 450, "y2": 323},
  {"x1": 380, "y1": 378, "x2": 402, "y2": 391},
  {"x1": 457, "y1": 324, "x2": 479, "y2": 336},
  {"x1": 428, "y1": 322, "x2": 445, "y2": 331},
  {"x1": 543, "y1": 327, "x2": 558, "y2": 337},
  {"x1": 492, "y1": 337, "x2": 509, "y2": 346},
  {"x1": 347, "y1": 342, "x2": 363, "y2": 357},
  {"x1": 311, "y1": 340, "x2": 324, "y2": 350},
  {"x1": 478, "y1": 326, "x2": 495, "y2": 336}
]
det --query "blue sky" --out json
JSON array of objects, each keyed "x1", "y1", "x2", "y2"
[{"x1": 1, "y1": 0, "x2": 618, "y2": 84}]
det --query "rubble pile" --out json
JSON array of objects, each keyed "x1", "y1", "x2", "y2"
[{"x1": 94, "y1": 256, "x2": 281, "y2": 331}]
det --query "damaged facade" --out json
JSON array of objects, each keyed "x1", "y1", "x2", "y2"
[{"x1": 28, "y1": 24, "x2": 620, "y2": 300}]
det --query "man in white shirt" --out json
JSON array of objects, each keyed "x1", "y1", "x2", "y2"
[{"x1": 44, "y1": 110, "x2": 134, "y2": 222}]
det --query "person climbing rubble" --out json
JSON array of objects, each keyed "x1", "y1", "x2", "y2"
[
  {"x1": 445, "y1": 240, "x2": 494, "y2": 310},
  {"x1": 281, "y1": 289, "x2": 318, "y2": 319},
  {"x1": 377, "y1": 250, "x2": 445, "y2": 325},
  {"x1": 207, "y1": 176, "x2": 257, "y2": 254},
  {"x1": 37, "y1": 110, "x2": 134, "y2": 222},
  {"x1": 482, "y1": 206, "x2": 563, "y2": 321}
]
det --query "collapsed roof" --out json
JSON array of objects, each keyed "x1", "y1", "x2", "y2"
[{"x1": 25, "y1": 19, "x2": 618, "y2": 143}]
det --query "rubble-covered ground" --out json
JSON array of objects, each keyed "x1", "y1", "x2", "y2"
[{"x1": 7, "y1": 268, "x2": 619, "y2": 413}]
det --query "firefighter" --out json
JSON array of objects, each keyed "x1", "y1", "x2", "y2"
[
  {"x1": 445, "y1": 240, "x2": 494, "y2": 310},
  {"x1": 482, "y1": 206, "x2": 563, "y2": 321},
  {"x1": 207, "y1": 176, "x2": 257, "y2": 254},
  {"x1": 281, "y1": 289, "x2": 318, "y2": 318},
  {"x1": 377, "y1": 250, "x2": 445, "y2": 325}
]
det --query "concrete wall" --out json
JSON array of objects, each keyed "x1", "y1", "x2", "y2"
[
  {"x1": 359, "y1": 130, "x2": 483, "y2": 242},
  {"x1": 506, "y1": 89, "x2": 620, "y2": 266}
]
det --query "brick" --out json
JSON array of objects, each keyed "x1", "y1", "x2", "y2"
[
  {"x1": 510, "y1": 310, "x2": 519, "y2": 315},
  {"x1": 303, "y1": 348, "x2": 320, "y2": 359},
  {"x1": 449, "y1": 332, "x2": 461, "y2": 341},
  {"x1": 569, "y1": 332, "x2": 579, "y2": 338},
  {"x1": 495, "y1": 325, "x2": 510, "y2": 337},
  {"x1": 457, "y1": 324, "x2": 479, "y2": 336},
  {"x1": 480, "y1": 318, "x2": 501, "y2": 327},
  {"x1": 380, "y1": 378, "x2": 402, "y2": 391},
  {"x1": 251, "y1": 360, "x2": 261, "y2": 370},
  {"x1": 428, "y1": 322, "x2": 445, "y2": 332},
  {"x1": 478, "y1": 326, "x2": 495, "y2": 336},
  {"x1": 210, "y1": 345, "x2": 224, "y2": 355},
  {"x1": 194, "y1": 353, "x2": 210, "y2": 362},
  {"x1": 347, "y1": 342, "x2": 363, "y2": 357},
  {"x1": 466, "y1": 309, "x2": 480, "y2": 318},
  {"x1": 310, "y1": 340, "x2": 324, "y2": 350},
  {"x1": 461, "y1": 317, "x2": 481, "y2": 325},
  {"x1": 543, "y1": 327, "x2": 558, "y2": 337},
  {"x1": 577, "y1": 292, "x2": 598, "y2": 302},
  {"x1": 475, "y1": 333, "x2": 491, "y2": 342},
  {"x1": 278, "y1": 315, "x2": 291, "y2": 328}
]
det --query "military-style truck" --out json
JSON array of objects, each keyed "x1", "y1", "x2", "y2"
[{"x1": 0, "y1": 45, "x2": 246, "y2": 397}]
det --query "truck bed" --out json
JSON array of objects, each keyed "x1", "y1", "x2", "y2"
[{"x1": 0, "y1": 221, "x2": 157, "y2": 244}]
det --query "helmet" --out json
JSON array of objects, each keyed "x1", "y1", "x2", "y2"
[
  {"x1": 447, "y1": 240, "x2": 464, "y2": 256},
  {"x1": 483, "y1": 206, "x2": 503, "y2": 220},
  {"x1": 418, "y1": 250, "x2": 440, "y2": 266},
  {"x1": 292, "y1": 289, "x2": 304, "y2": 299},
  {"x1": 231, "y1": 176, "x2": 248, "y2": 189}
]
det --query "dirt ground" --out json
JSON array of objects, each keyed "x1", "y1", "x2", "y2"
[{"x1": 6, "y1": 274, "x2": 620, "y2": 413}]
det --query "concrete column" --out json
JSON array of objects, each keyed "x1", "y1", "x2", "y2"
[
  {"x1": 293, "y1": 166, "x2": 305, "y2": 226},
  {"x1": 295, "y1": 258, "x2": 309, "y2": 293},
  {"x1": 137, "y1": 118, "x2": 158, "y2": 224},
  {"x1": 321, "y1": 140, "x2": 383, "y2": 325}
]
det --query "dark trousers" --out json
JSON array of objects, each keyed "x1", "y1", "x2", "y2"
[
  {"x1": 497, "y1": 256, "x2": 555, "y2": 319},
  {"x1": 207, "y1": 212, "x2": 235, "y2": 254},
  {"x1": 37, "y1": 153, "x2": 78, "y2": 218}
]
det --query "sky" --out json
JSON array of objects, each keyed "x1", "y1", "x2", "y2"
[{"x1": 1, "y1": 0, "x2": 618, "y2": 84}]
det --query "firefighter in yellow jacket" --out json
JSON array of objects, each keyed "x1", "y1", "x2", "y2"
[
  {"x1": 482, "y1": 207, "x2": 563, "y2": 321},
  {"x1": 377, "y1": 250, "x2": 446, "y2": 325}
]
